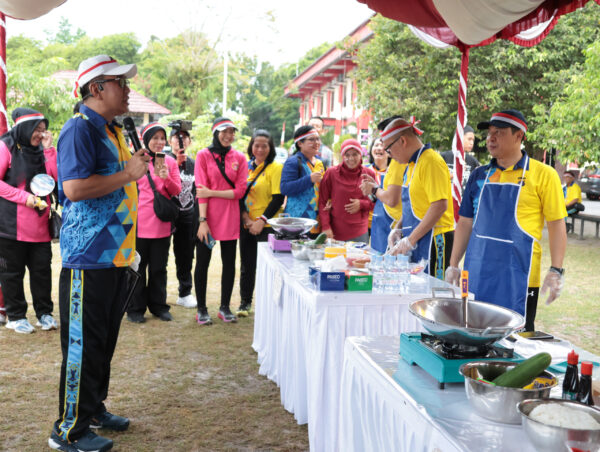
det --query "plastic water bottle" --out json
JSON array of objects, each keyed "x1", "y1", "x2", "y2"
[
  {"x1": 397, "y1": 254, "x2": 410, "y2": 294},
  {"x1": 370, "y1": 254, "x2": 384, "y2": 293},
  {"x1": 383, "y1": 254, "x2": 397, "y2": 293}
]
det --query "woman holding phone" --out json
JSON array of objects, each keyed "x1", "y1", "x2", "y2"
[
  {"x1": 194, "y1": 117, "x2": 248, "y2": 325},
  {"x1": 127, "y1": 122, "x2": 181, "y2": 324}
]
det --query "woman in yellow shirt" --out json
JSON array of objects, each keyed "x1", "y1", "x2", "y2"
[{"x1": 238, "y1": 130, "x2": 284, "y2": 316}]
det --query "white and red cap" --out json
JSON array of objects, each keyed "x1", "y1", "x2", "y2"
[
  {"x1": 293, "y1": 129, "x2": 319, "y2": 144},
  {"x1": 74, "y1": 54, "x2": 137, "y2": 98},
  {"x1": 340, "y1": 139, "x2": 363, "y2": 158},
  {"x1": 478, "y1": 109, "x2": 528, "y2": 133},
  {"x1": 211, "y1": 117, "x2": 237, "y2": 133},
  {"x1": 381, "y1": 116, "x2": 424, "y2": 141}
]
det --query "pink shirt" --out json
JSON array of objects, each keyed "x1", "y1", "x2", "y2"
[
  {"x1": 0, "y1": 142, "x2": 58, "y2": 242},
  {"x1": 137, "y1": 155, "x2": 181, "y2": 239},
  {"x1": 195, "y1": 148, "x2": 248, "y2": 241}
]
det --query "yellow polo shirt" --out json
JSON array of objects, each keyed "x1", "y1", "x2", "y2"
[
  {"x1": 245, "y1": 161, "x2": 283, "y2": 225},
  {"x1": 381, "y1": 159, "x2": 405, "y2": 221},
  {"x1": 403, "y1": 147, "x2": 454, "y2": 236}
]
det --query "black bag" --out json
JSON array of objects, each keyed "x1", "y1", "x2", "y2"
[
  {"x1": 49, "y1": 207, "x2": 62, "y2": 242},
  {"x1": 146, "y1": 173, "x2": 180, "y2": 223},
  {"x1": 574, "y1": 202, "x2": 585, "y2": 212}
]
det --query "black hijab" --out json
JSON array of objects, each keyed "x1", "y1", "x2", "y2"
[{"x1": 0, "y1": 108, "x2": 48, "y2": 190}]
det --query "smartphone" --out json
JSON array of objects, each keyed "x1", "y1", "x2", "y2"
[
  {"x1": 204, "y1": 232, "x2": 216, "y2": 249},
  {"x1": 155, "y1": 151, "x2": 165, "y2": 162}
]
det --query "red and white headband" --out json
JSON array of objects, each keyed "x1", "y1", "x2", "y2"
[
  {"x1": 293, "y1": 130, "x2": 319, "y2": 144},
  {"x1": 490, "y1": 112, "x2": 528, "y2": 133},
  {"x1": 212, "y1": 119, "x2": 236, "y2": 133},
  {"x1": 340, "y1": 141, "x2": 362, "y2": 157},
  {"x1": 381, "y1": 116, "x2": 423, "y2": 141},
  {"x1": 141, "y1": 123, "x2": 166, "y2": 140},
  {"x1": 14, "y1": 113, "x2": 45, "y2": 127}
]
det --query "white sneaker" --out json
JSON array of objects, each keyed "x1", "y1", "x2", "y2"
[
  {"x1": 36, "y1": 314, "x2": 58, "y2": 330},
  {"x1": 176, "y1": 294, "x2": 197, "y2": 308},
  {"x1": 0, "y1": 311, "x2": 6, "y2": 325},
  {"x1": 5, "y1": 318, "x2": 35, "y2": 334}
]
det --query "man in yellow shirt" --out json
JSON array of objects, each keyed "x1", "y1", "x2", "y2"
[
  {"x1": 446, "y1": 109, "x2": 567, "y2": 331},
  {"x1": 362, "y1": 116, "x2": 454, "y2": 279},
  {"x1": 563, "y1": 169, "x2": 583, "y2": 215}
]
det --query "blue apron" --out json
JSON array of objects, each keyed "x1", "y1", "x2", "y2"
[
  {"x1": 400, "y1": 146, "x2": 433, "y2": 273},
  {"x1": 464, "y1": 156, "x2": 534, "y2": 317},
  {"x1": 370, "y1": 172, "x2": 395, "y2": 254}
]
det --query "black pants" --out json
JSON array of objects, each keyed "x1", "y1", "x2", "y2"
[
  {"x1": 194, "y1": 239, "x2": 236, "y2": 310},
  {"x1": 429, "y1": 231, "x2": 454, "y2": 281},
  {"x1": 0, "y1": 237, "x2": 52, "y2": 321},
  {"x1": 55, "y1": 267, "x2": 129, "y2": 442},
  {"x1": 239, "y1": 228, "x2": 270, "y2": 305},
  {"x1": 172, "y1": 219, "x2": 196, "y2": 298},
  {"x1": 525, "y1": 287, "x2": 539, "y2": 332},
  {"x1": 128, "y1": 237, "x2": 171, "y2": 316}
]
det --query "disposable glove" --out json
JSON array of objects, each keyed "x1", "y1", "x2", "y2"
[
  {"x1": 540, "y1": 270, "x2": 564, "y2": 305},
  {"x1": 387, "y1": 229, "x2": 403, "y2": 253},
  {"x1": 445, "y1": 266, "x2": 461, "y2": 287},
  {"x1": 391, "y1": 236, "x2": 416, "y2": 256}
]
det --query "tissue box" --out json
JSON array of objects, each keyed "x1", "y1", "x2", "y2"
[
  {"x1": 309, "y1": 266, "x2": 345, "y2": 291},
  {"x1": 345, "y1": 273, "x2": 373, "y2": 291}
]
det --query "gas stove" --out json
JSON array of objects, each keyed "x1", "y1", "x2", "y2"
[
  {"x1": 268, "y1": 232, "x2": 310, "y2": 252},
  {"x1": 400, "y1": 332, "x2": 523, "y2": 389}
]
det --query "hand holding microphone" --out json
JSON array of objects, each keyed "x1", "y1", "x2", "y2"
[{"x1": 123, "y1": 117, "x2": 150, "y2": 181}]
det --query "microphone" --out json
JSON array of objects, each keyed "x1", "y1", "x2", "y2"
[{"x1": 123, "y1": 117, "x2": 142, "y2": 152}]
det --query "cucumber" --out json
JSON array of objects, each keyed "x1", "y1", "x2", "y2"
[
  {"x1": 492, "y1": 352, "x2": 552, "y2": 388},
  {"x1": 314, "y1": 233, "x2": 328, "y2": 245}
]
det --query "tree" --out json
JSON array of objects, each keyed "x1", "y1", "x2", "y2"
[
  {"x1": 353, "y1": 3, "x2": 600, "y2": 154},
  {"x1": 136, "y1": 31, "x2": 221, "y2": 117},
  {"x1": 531, "y1": 40, "x2": 600, "y2": 164},
  {"x1": 45, "y1": 17, "x2": 86, "y2": 45}
]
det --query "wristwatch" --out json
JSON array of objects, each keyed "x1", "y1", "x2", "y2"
[
  {"x1": 198, "y1": 217, "x2": 207, "y2": 223},
  {"x1": 549, "y1": 266, "x2": 565, "y2": 276},
  {"x1": 368, "y1": 185, "x2": 378, "y2": 202}
]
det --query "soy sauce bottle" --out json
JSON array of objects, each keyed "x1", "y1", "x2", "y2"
[
  {"x1": 562, "y1": 350, "x2": 579, "y2": 400},
  {"x1": 578, "y1": 361, "x2": 594, "y2": 406}
]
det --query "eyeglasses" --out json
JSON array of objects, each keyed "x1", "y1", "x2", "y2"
[
  {"x1": 384, "y1": 135, "x2": 402, "y2": 153},
  {"x1": 96, "y1": 77, "x2": 130, "y2": 89},
  {"x1": 303, "y1": 137, "x2": 321, "y2": 144}
]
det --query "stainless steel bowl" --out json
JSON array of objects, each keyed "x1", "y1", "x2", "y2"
[
  {"x1": 409, "y1": 296, "x2": 525, "y2": 346},
  {"x1": 518, "y1": 398, "x2": 600, "y2": 452},
  {"x1": 306, "y1": 245, "x2": 326, "y2": 262},
  {"x1": 267, "y1": 217, "x2": 318, "y2": 236},
  {"x1": 460, "y1": 361, "x2": 557, "y2": 424},
  {"x1": 290, "y1": 240, "x2": 309, "y2": 260}
]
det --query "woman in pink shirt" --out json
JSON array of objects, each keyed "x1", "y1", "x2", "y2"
[
  {"x1": 0, "y1": 108, "x2": 58, "y2": 334},
  {"x1": 194, "y1": 117, "x2": 248, "y2": 325},
  {"x1": 126, "y1": 123, "x2": 181, "y2": 324}
]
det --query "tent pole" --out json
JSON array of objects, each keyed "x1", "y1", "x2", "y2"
[
  {"x1": 0, "y1": 13, "x2": 7, "y2": 135},
  {"x1": 452, "y1": 46, "x2": 469, "y2": 222}
]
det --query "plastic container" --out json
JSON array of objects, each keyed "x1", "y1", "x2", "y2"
[
  {"x1": 370, "y1": 254, "x2": 384, "y2": 293},
  {"x1": 383, "y1": 254, "x2": 396, "y2": 293},
  {"x1": 561, "y1": 350, "x2": 579, "y2": 401},
  {"x1": 324, "y1": 246, "x2": 346, "y2": 259},
  {"x1": 397, "y1": 254, "x2": 410, "y2": 294},
  {"x1": 578, "y1": 361, "x2": 595, "y2": 406}
]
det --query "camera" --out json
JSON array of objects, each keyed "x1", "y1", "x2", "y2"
[{"x1": 168, "y1": 120, "x2": 193, "y2": 133}]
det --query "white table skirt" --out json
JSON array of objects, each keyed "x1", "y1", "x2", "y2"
[
  {"x1": 252, "y1": 243, "x2": 454, "y2": 452},
  {"x1": 338, "y1": 336, "x2": 563, "y2": 452}
]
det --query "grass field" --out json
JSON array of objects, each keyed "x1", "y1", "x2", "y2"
[{"x1": 0, "y1": 231, "x2": 598, "y2": 451}]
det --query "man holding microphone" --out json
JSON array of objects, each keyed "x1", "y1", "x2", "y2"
[
  {"x1": 445, "y1": 109, "x2": 567, "y2": 332},
  {"x1": 49, "y1": 55, "x2": 149, "y2": 452}
]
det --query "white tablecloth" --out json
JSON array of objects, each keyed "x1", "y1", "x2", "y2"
[
  {"x1": 252, "y1": 243, "x2": 454, "y2": 452},
  {"x1": 338, "y1": 336, "x2": 564, "y2": 452}
]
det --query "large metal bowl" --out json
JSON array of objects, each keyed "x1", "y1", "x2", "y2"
[
  {"x1": 460, "y1": 361, "x2": 557, "y2": 424},
  {"x1": 409, "y1": 296, "x2": 525, "y2": 346},
  {"x1": 267, "y1": 217, "x2": 318, "y2": 236},
  {"x1": 518, "y1": 398, "x2": 600, "y2": 452}
]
